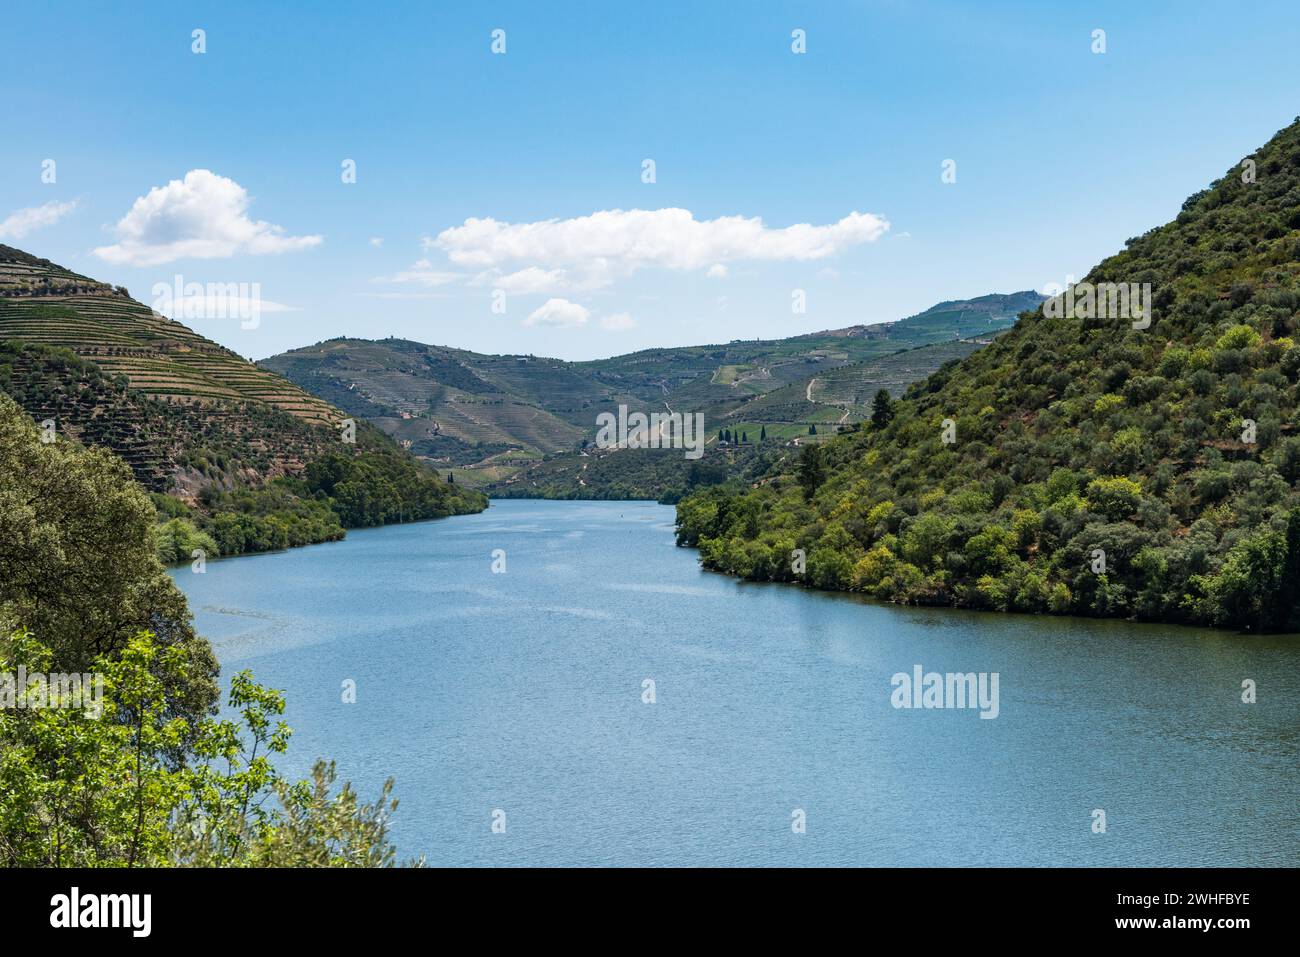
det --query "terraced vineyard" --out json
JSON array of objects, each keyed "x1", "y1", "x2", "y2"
[
  {"x1": 0, "y1": 244, "x2": 345, "y2": 498},
  {"x1": 804, "y1": 338, "x2": 995, "y2": 407},
  {"x1": 0, "y1": 245, "x2": 334, "y2": 424},
  {"x1": 0, "y1": 340, "x2": 339, "y2": 498}
]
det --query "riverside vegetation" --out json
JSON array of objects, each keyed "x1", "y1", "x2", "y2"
[
  {"x1": 0, "y1": 253, "x2": 481, "y2": 863},
  {"x1": 676, "y1": 118, "x2": 1300, "y2": 633},
  {"x1": 0, "y1": 391, "x2": 409, "y2": 866}
]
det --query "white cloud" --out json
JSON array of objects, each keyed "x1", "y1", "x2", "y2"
[
  {"x1": 524, "y1": 298, "x2": 590, "y2": 328},
  {"x1": 600, "y1": 312, "x2": 636, "y2": 331},
  {"x1": 371, "y1": 259, "x2": 461, "y2": 287},
  {"x1": 430, "y1": 207, "x2": 889, "y2": 281},
  {"x1": 487, "y1": 266, "x2": 573, "y2": 294},
  {"x1": 0, "y1": 200, "x2": 78, "y2": 240},
  {"x1": 706, "y1": 263, "x2": 728, "y2": 279},
  {"x1": 463, "y1": 265, "x2": 615, "y2": 295},
  {"x1": 369, "y1": 237, "x2": 384, "y2": 247},
  {"x1": 94, "y1": 169, "x2": 322, "y2": 266}
]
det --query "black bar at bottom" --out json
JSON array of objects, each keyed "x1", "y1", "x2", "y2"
[{"x1": 0, "y1": 866, "x2": 1284, "y2": 942}]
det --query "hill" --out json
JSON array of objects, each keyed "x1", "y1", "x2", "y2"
[
  {"x1": 261, "y1": 291, "x2": 1041, "y2": 497},
  {"x1": 261, "y1": 338, "x2": 598, "y2": 466},
  {"x1": 486, "y1": 336, "x2": 1007, "y2": 502},
  {"x1": 676, "y1": 117, "x2": 1300, "y2": 632},
  {"x1": 0, "y1": 245, "x2": 333, "y2": 422},
  {"x1": 0, "y1": 246, "x2": 486, "y2": 559},
  {"x1": 0, "y1": 244, "x2": 344, "y2": 497}
]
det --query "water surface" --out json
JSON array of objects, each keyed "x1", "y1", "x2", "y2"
[{"x1": 173, "y1": 499, "x2": 1299, "y2": 866}]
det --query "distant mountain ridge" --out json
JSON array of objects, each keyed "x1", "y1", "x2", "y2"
[
  {"x1": 0, "y1": 239, "x2": 1041, "y2": 508},
  {"x1": 260, "y1": 290, "x2": 1044, "y2": 492},
  {"x1": 802, "y1": 291, "x2": 1046, "y2": 340}
]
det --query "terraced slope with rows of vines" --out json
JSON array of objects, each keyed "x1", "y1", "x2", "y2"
[
  {"x1": 0, "y1": 246, "x2": 486, "y2": 560},
  {"x1": 0, "y1": 245, "x2": 334, "y2": 424},
  {"x1": 0, "y1": 245, "x2": 347, "y2": 498},
  {"x1": 0, "y1": 340, "x2": 345, "y2": 498}
]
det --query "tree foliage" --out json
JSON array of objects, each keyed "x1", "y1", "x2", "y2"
[
  {"x1": 0, "y1": 630, "x2": 408, "y2": 867},
  {"x1": 676, "y1": 117, "x2": 1300, "y2": 631},
  {"x1": 0, "y1": 392, "x2": 217, "y2": 719}
]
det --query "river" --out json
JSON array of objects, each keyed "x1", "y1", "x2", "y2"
[{"x1": 171, "y1": 499, "x2": 1299, "y2": 866}]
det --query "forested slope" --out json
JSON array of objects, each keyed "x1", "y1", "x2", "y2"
[{"x1": 677, "y1": 118, "x2": 1300, "y2": 631}]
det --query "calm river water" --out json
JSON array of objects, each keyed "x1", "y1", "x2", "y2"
[{"x1": 172, "y1": 499, "x2": 1299, "y2": 866}]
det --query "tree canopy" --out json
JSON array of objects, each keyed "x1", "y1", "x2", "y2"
[
  {"x1": 0, "y1": 392, "x2": 216, "y2": 719},
  {"x1": 676, "y1": 117, "x2": 1300, "y2": 632}
]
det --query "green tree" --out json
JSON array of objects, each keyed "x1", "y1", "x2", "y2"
[
  {"x1": 0, "y1": 629, "x2": 409, "y2": 867},
  {"x1": 1085, "y1": 476, "x2": 1143, "y2": 521},
  {"x1": 0, "y1": 393, "x2": 216, "y2": 722},
  {"x1": 901, "y1": 513, "x2": 954, "y2": 570},
  {"x1": 871, "y1": 389, "x2": 894, "y2": 430},
  {"x1": 153, "y1": 518, "x2": 219, "y2": 566},
  {"x1": 1194, "y1": 509, "x2": 1300, "y2": 631},
  {"x1": 798, "y1": 444, "x2": 825, "y2": 501}
]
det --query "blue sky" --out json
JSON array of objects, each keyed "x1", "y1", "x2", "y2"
[{"x1": 2, "y1": 0, "x2": 1298, "y2": 360}]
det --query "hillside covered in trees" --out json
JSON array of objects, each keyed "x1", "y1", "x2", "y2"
[{"x1": 676, "y1": 117, "x2": 1300, "y2": 632}]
